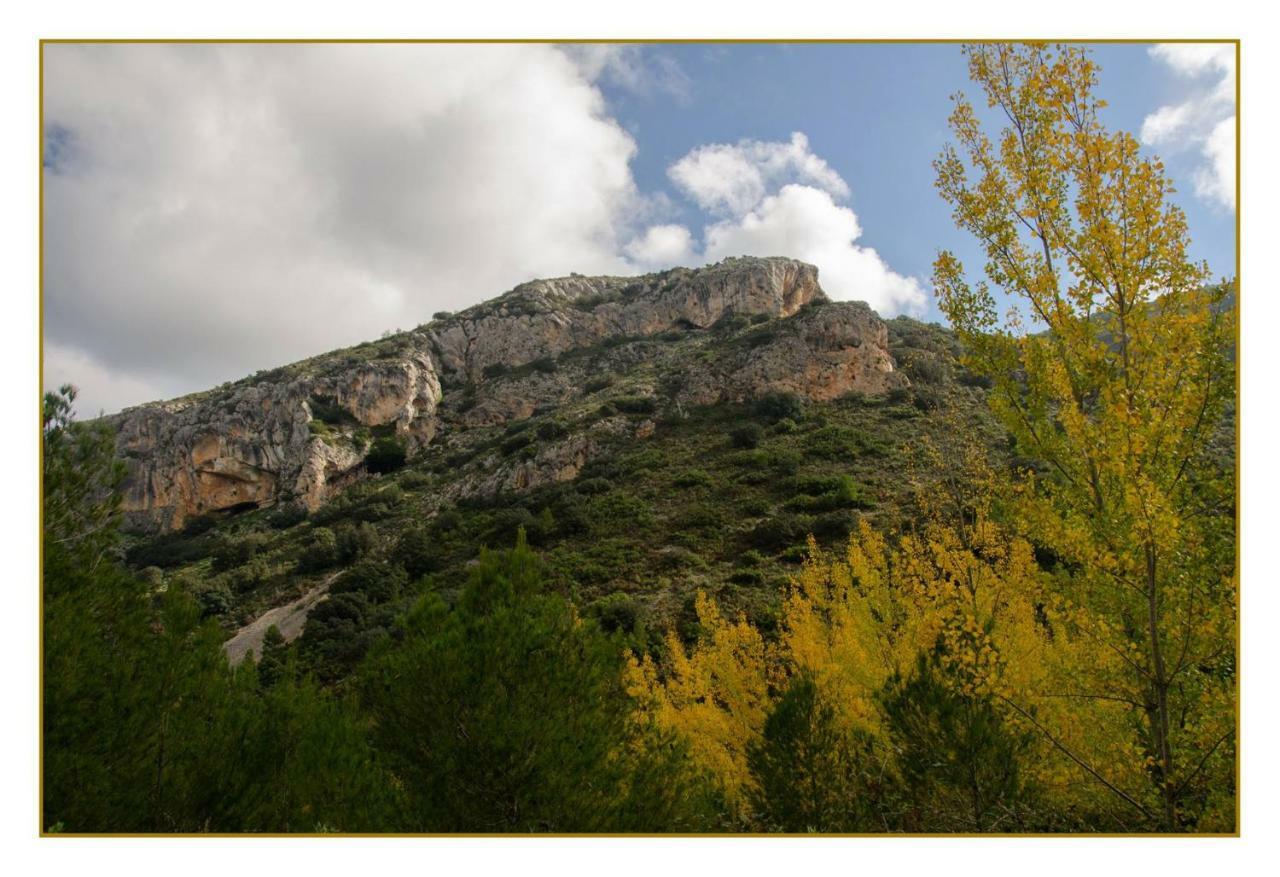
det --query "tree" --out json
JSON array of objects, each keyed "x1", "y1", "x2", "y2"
[
  {"x1": 747, "y1": 673, "x2": 873, "y2": 832},
  {"x1": 42, "y1": 384, "x2": 125, "y2": 578},
  {"x1": 43, "y1": 389, "x2": 393, "y2": 832},
  {"x1": 932, "y1": 43, "x2": 1236, "y2": 830},
  {"x1": 625, "y1": 591, "x2": 771, "y2": 824},
  {"x1": 361, "y1": 531, "x2": 716, "y2": 831}
]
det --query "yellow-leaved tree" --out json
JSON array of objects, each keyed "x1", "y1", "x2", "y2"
[{"x1": 932, "y1": 43, "x2": 1236, "y2": 830}]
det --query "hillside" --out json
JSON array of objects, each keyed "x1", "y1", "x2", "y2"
[{"x1": 114, "y1": 257, "x2": 1003, "y2": 678}]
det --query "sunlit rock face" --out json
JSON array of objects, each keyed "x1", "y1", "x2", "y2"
[{"x1": 107, "y1": 257, "x2": 905, "y2": 531}]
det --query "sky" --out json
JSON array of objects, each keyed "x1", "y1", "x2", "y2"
[{"x1": 41, "y1": 42, "x2": 1237, "y2": 417}]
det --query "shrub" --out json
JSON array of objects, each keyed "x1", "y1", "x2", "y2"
[
  {"x1": 335, "y1": 521, "x2": 377, "y2": 563},
  {"x1": 194, "y1": 585, "x2": 232, "y2": 619},
  {"x1": 730, "y1": 423, "x2": 764, "y2": 449},
  {"x1": 575, "y1": 477, "x2": 613, "y2": 495},
  {"x1": 536, "y1": 420, "x2": 568, "y2": 441},
  {"x1": 584, "y1": 375, "x2": 614, "y2": 394},
  {"x1": 396, "y1": 526, "x2": 439, "y2": 579},
  {"x1": 297, "y1": 527, "x2": 338, "y2": 573},
  {"x1": 366, "y1": 436, "x2": 408, "y2": 474},
  {"x1": 210, "y1": 533, "x2": 263, "y2": 573},
  {"x1": 501, "y1": 431, "x2": 535, "y2": 455},
  {"x1": 267, "y1": 503, "x2": 308, "y2": 530},
  {"x1": 590, "y1": 592, "x2": 641, "y2": 635},
  {"x1": 332, "y1": 559, "x2": 409, "y2": 604},
  {"x1": 754, "y1": 392, "x2": 805, "y2": 422},
  {"x1": 745, "y1": 513, "x2": 814, "y2": 552},
  {"x1": 672, "y1": 469, "x2": 713, "y2": 489},
  {"x1": 432, "y1": 311, "x2": 453, "y2": 321},
  {"x1": 613, "y1": 395, "x2": 657, "y2": 415}
]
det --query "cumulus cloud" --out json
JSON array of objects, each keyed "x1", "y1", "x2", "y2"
[
  {"x1": 561, "y1": 44, "x2": 692, "y2": 103},
  {"x1": 668, "y1": 132, "x2": 850, "y2": 216},
  {"x1": 637, "y1": 133, "x2": 926, "y2": 316},
  {"x1": 703, "y1": 185, "x2": 926, "y2": 315},
  {"x1": 623, "y1": 224, "x2": 696, "y2": 268},
  {"x1": 1141, "y1": 43, "x2": 1236, "y2": 210},
  {"x1": 43, "y1": 43, "x2": 655, "y2": 414}
]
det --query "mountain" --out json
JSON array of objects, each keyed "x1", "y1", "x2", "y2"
[
  {"x1": 115, "y1": 256, "x2": 998, "y2": 675},
  {"x1": 109, "y1": 257, "x2": 906, "y2": 532}
]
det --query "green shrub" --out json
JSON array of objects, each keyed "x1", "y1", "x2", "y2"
[
  {"x1": 746, "y1": 513, "x2": 814, "y2": 552},
  {"x1": 395, "y1": 526, "x2": 439, "y2": 579},
  {"x1": 297, "y1": 527, "x2": 339, "y2": 573},
  {"x1": 332, "y1": 559, "x2": 408, "y2": 604},
  {"x1": 613, "y1": 395, "x2": 657, "y2": 415},
  {"x1": 755, "y1": 392, "x2": 805, "y2": 422},
  {"x1": 267, "y1": 503, "x2": 308, "y2": 530},
  {"x1": 584, "y1": 375, "x2": 614, "y2": 394},
  {"x1": 730, "y1": 423, "x2": 764, "y2": 449},
  {"x1": 672, "y1": 469, "x2": 714, "y2": 489},
  {"x1": 366, "y1": 436, "x2": 408, "y2": 474},
  {"x1": 590, "y1": 592, "x2": 641, "y2": 635}
]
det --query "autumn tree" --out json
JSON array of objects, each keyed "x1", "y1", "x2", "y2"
[{"x1": 932, "y1": 42, "x2": 1236, "y2": 830}]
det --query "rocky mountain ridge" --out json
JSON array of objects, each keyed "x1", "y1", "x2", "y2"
[{"x1": 108, "y1": 257, "x2": 906, "y2": 531}]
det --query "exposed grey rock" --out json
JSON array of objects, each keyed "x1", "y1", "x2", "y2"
[{"x1": 106, "y1": 257, "x2": 905, "y2": 531}]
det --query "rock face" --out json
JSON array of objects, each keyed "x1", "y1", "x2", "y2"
[
  {"x1": 679, "y1": 301, "x2": 907, "y2": 405},
  {"x1": 108, "y1": 257, "x2": 906, "y2": 531}
]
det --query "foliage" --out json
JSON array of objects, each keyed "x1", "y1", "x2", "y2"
[
  {"x1": 932, "y1": 42, "x2": 1236, "y2": 830},
  {"x1": 42, "y1": 385, "x2": 125, "y2": 576},
  {"x1": 365, "y1": 436, "x2": 408, "y2": 474},
  {"x1": 360, "y1": 532, "x2": 717, "y2": 831}
]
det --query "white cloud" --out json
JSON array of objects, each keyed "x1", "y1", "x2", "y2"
[
  {"x1": 638, "y1": 134, "x2": 926, "y2": 316},
  {"x1": 1142, "y1": 43, "x2": 1236, "y2": 210},
  {"x1": 623, "y1": 224, "x2": 696, "y2": 268},
  {"x1": 43, "y1": 43, "x2": 655, "y2": 414},
  {"x1": 561, "y1": 44, "x2": 692, "y2": 103},
  {"x1": 702, "y1": 184, "x2": 926, "y2": 316},
  {"x1": 668, "y1": 132, "x2": 850, "y2": 216},
  {"x1": 43, "y1": 340, "x2": 167, "y2": 421}
]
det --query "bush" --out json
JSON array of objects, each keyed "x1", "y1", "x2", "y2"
[
  {"x1": 267, "y1": 503, "x2": 308, "y2": 530},
  {"x1": 210, "y1": 533, "x2": 263, "y2": 573},
  {"x1": 335, "y1": 521, "x2": 377, "y2": 563},
  {"x1": 536, "y1": 420, "x2": 568, "y2": 441},
  {"x1": 575, "y1": 477, "x2": 614, "y2": 495},
  {"x1": 745, "y1": 513, "x2": 814, "y2": 552},
  {"x1": 501, "y1": 431, "x2": 535, "y2": 455},
  {"x1": 613, "y1": 395, "x2": 657, "y2": 415},
  {"x1": 396, "y1": 526, "x2": 439, "y2": 579},
  {"x1": 297, "y1": 527, "x2": 339, "y2": 573},
  {"x1": 754, "y1": 392, "x2": 805, "y2": 422},
  {"x1": 194, "y1": 585, "x2": 232, "y2": 619},
  {"x1": 366, "y1": 436, "x2": 408, "y2": 474},
  {"x1": 331, "y1": 559, "x2": 408, "y2": 604},
  {"x1": 730, "y1": 423, "x2": 764, "y2": 449},
  {"x1": 584, "y1": 375, "x2": 614, "y2": 394},
  {"x1": 590, "y1": 592, "x2": 641, "y2": 635},
  {"x1": 432, "y1": 311, "x2": 453, "y2": 321},
  {"x1": 672, "y1": 469, "x2": 713, "y2": 489}
]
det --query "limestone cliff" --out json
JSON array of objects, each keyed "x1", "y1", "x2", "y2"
[{"x1": 108, "y1": 257, "x2": 906, "y2": 531}]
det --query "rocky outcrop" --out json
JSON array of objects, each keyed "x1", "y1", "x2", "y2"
[
  {"x1": 678, "y1": 301, "x2": 908, "y2": 405},
  {"x1": 111, "y1": 352, "x2": 442, "y2": 530},
  {"x1": 108, "y1": 257, "x2": 904, "y2": 531},
  {"x1": 427, "y1": 257, "x2": 823, "y2": 384}
]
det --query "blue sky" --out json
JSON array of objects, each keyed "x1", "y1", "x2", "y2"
[
  {"x1": 598, "y1": 42, "x2": 1237, "y2": 324},
  {"x1": 42, "y1": 42, "x2": 1236, "y2": 414}
]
